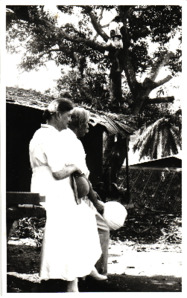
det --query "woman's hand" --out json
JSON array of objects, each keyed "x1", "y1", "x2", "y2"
[
  {"x1": 65, "y1": 164, "x2": 83, "y2": 175},
  {"x1": 74, "y1": 169, "x2": 83, "y2": 176},
  {"x1": 52, "y1": 164, "x2": 82, "y2": 180}
]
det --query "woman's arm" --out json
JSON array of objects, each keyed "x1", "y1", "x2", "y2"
[{"x1": 52, "y1": 164, "x2": 82, "y2": 180}]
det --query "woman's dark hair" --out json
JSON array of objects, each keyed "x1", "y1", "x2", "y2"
[
  {"x1": 43, "y1": 98, "x2": 73, "y2": 122},
  {"x1": 42, "y1": 109, "x2": 51, "y2": 122}
]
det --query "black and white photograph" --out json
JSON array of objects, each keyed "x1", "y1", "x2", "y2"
[{"x1": 0, "y1": 0, "x2": 185, "y2": 295}]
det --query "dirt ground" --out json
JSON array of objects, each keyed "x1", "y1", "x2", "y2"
[
  {"x1": 6, "y1": 204, "x2": 182, "y2": 293},
  {"x1": 6, "y1": 235, "x2": 182, "y2": 293}
]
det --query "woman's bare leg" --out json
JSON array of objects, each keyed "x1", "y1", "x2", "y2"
[{"x1": 66, "y1": 278, "x2": 79, "y2": 292}]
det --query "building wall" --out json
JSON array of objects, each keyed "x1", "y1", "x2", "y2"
[
  {"x1": 81, "y1": 125, "x2": 103, "y2": 186},
  {"x1": 6, "y1": 103, "x2": 104, "y2": 191},
  {"x1": 6, "y1": 104, "x2": 43, "y2": 191}
]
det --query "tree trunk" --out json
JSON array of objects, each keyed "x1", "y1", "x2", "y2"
[
  {"x1": 102, "y1": 135, "x2": 127, "y2": 186},
  {"x1": 131, "y1": 86, "x2": 153, "y2": 115},
  {"x1": 109, "y1": 48, "x2": 123, "y2": 109},
  {"x1": 109, "y1": 69, "x2": 122, "y2": 109}
]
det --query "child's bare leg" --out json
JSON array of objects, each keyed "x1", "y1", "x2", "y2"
[{"x1": 89, "y1": 267, "x2": 107, "y2": 280}]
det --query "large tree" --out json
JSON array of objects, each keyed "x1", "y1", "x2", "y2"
[
  {"x1": 6, "y1": 5, "x2": 182, "y2": 115},
  {"x1": 6, "y1": 5, "x2": 182, "y2": 190}
]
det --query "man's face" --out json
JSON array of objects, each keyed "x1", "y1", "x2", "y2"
[{"x1": 77, "y1": 121, "x2": 89, "y2": 138}]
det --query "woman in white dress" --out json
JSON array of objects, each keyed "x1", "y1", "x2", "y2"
[{"x1": 29, "y1": 98, "x2": 106, "y2": 292}]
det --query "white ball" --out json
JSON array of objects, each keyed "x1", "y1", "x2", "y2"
[{"x1": 103, "y1": 201, "x2": 128, "y2": 230}]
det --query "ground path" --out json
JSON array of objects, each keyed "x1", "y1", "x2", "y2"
[{"x1": 7, "y1": 238, "x2": 182, "y2": 292}]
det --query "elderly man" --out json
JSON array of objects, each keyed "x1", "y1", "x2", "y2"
[{"x1": 66, "y1": 107, "x2": 110, "y2": 276}]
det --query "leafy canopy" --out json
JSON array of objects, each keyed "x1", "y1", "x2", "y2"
[
  {"x1": 6, "y1": 5, "x2": 181, "y2": 75},
  {"x1": 6, "y1": 5, "x2": 182, "y2": 160}
]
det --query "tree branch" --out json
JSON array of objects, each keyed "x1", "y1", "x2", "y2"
[
  {"x1": 102, "y1": 22, "x2": 112, "y2": 29},
  {"x1": 154, "y1": 75, "x2": 173, "y2": 88},
  {"x1": 147, "y1": 96, "x2": 174, "y2": 104},
  {"x1": 58, "y1": 28, "x2": 107, "y2": 53},
  {"x1": 80, "y1": 6, "x2": 109, "y2": 42},
  {"x1": 98, "y1": 6, "x2": 104, "y2": 21},
  {"x1": 149, "y1": 52, "x2": 174, "y2": 81},
  {"x1": 142, "y1": 74, "x2": 172, "y2": 92},
  {"x1": 117, "y1": 7, "x2": 139, "y2": 94}
]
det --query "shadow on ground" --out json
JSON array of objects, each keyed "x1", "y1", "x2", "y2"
[{"x1": 7, "y1": 274, "x2": 181, "y2": 293}]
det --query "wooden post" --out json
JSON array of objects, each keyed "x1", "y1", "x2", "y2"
[
  {"x1": 125, "y1": 137, "x2": 130, "y2": 203},
  {"x1": 108, "y1": 167, "x2": 112, "y2": 193}
]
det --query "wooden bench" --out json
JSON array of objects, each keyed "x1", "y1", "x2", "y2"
[{"x1": 7, "y1": 192, "x2": 46, "y2": 237}]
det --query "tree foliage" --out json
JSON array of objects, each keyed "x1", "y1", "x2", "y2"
[
  {"x1": 6, "y1": 5, "x2": 182, "y2": 161},
  {"x1": 6, "y1": 5, "x2": 182, "y2": 114},
  {"x1": 133, "y1": 109, "x2": 182, "y2": 159}
]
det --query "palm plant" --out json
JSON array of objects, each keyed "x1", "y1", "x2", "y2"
[{"x1": 133, "y1": 110, "x2": 181, "y2": 160}]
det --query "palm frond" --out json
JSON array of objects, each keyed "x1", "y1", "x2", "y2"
[{"x1": 133, "y1": 115, "x2": 181, "y2": 160}]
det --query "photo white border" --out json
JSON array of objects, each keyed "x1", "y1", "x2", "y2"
[{"x1": 1, "y1": 0, "x2": 186, "y2": 297}]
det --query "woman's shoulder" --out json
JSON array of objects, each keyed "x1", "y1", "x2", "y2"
[
  {"x1": 61, "y1": 128, "x2": 77, "y2": 141},
  {"x1": 31, "y1": 125, "x2": 59, "y2": 144}
]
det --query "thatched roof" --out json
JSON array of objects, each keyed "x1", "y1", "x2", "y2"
[
  {"x1": 6, "y1": 87, "x2": 136, "y2": 137},
  {"x1": 6, "y1": 87, "x2": 50, "y2": 110}
]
